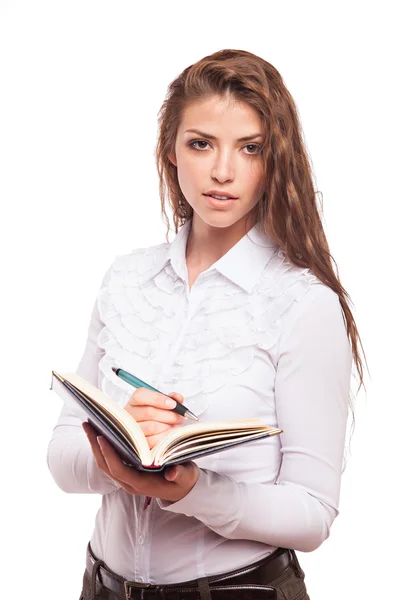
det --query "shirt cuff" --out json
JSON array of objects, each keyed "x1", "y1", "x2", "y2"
[{"x1": 156, "y1": 468, "x2": 243, "y2": 529}]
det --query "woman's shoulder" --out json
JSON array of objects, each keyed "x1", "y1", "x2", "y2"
[
  {"x1": 256, "y1": 248, "x2": 341, "y2": 324},
  {"x1": 99, "y1": 240, "x2": 170, "y2": 287},
  {"x1": 257, "y1": 248, "x2": 321, "y2": 296},
  {"x1": 113, "y1": 240, "x2": 170, "y2": 273}
]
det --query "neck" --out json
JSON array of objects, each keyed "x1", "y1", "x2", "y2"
[{"x1": 185, "y1": 213, "x2": 257, "y2": 269}]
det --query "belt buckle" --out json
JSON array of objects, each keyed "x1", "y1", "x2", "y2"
[{"x1": 124, "y1": 580, "x2": 152, "y2": 600}]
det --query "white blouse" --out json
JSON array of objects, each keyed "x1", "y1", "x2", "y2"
[{"x1": 47, "y1": 218, "x2": 353, "y2": 584}]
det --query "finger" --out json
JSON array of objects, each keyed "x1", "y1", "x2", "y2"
[
  {"x1": 97, "y1": 437, "x2": 155, "y2": 493},
  {"x1": 127, "y1": 388, "x2": 180, "y2": 410},
  {"x1": 164, "y1": 461, "x2": 190, "y2": 481},
  {"x1": 95, "y1": 438, "x2": 139, "y2": 495},
  {"x1": 139, "y1": 421, "x2": 173, "y2": 437},
  {"x1": 163, "y1": 465, "x2": 179, "y2": 481},
  {"x1": 127, "y1": 406, "x2": 185, "y2": 425},
  {"x1": 168, "y1": 392, "x2": 184, "y2": 404},
  {"x1": 164, "y1": 461, "x2": 199, "y2": 487},
  {"x1": 97, "y1": 436, "x2": 135, "y2": 479},
  {"x1": 162, "y1": 461, "x2": 201, "y2": 501},
  {"x1": 146, "y1": 429, "x2": 175, "y2": 450},
  {"x1": 82, "y1": 423, "x2": 111, "y2": 474}
]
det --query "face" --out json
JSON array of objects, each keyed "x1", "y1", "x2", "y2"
[{"x1": 169, "y1": 95, "x2": 265, "y2": 232}]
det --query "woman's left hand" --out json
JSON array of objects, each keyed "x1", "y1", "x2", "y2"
[{"x1": 82, "y1": 422, "x2": 200, "y2": 502}]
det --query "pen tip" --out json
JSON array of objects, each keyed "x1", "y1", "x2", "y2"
[
  {"x1": 111, "y1": 366, "x2": 118, "y2": 374},
  {"x1": 187, "y1": 410, "x2": 199, "y2": 421}
]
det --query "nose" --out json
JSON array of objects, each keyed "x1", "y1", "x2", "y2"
[{"x1": 211, "y1": 151, "x2": 235, "y2": 183}]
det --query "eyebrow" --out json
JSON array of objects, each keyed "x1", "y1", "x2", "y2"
[{"x1": 184, "y1": 129, "x2": 263, "y2": 142}]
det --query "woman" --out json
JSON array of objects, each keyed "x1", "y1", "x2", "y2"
[{"x1": 47, "y1": 49, "x2": 366, "y2": 600}]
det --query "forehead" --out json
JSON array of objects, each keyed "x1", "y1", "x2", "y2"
[{"x1": 179, "y1": 95, "x2": 262, "y2": 133}]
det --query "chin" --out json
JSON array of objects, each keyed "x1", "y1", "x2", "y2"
[{"x1": 193, "y1": 209, "x2": 246, "y2": 229}]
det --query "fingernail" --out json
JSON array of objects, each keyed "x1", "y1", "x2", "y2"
[
  {"x1": 165, "y1": 466, "x2": 177, "y2": 480},
  {"x1": 166, "y1": 398, "x2": 177, "y2": 408}
]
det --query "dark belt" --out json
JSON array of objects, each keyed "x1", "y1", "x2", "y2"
[{"x1": 85, "y1": 542, "x2": 301, "y2": 600}]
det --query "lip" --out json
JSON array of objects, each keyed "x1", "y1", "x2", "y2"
[
  {"x1": 204, "y1": 190, "x2": 238, "y2": 199},
  {"x1": 205, "y1": 195, "x2": 237, "y2": 210}
]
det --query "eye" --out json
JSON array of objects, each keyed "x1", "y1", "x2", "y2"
[
  {"x1": 188, "y1": 140, "x2": 210, "y2": 151},
  {"x1": 243, "y1": 144, "x2": 261, "y2": 155},
  {"x1": 188, "y1": 140, "x2": 261, "y2": 155}
]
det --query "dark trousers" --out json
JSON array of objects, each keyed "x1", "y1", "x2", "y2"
[{"x1": 79, "y1": 544, "x2": 310, "y2": 600}]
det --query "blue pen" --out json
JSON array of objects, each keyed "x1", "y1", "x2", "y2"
[{"x1": 111, "y1": 367, "x2": 199, "y2": 422}]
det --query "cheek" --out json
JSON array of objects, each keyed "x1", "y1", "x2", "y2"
[
  {"x1": 249, "y1": 164, "x2": 264, "y2": 193},
  {"x1": 176, "y1": 157, "x2": 193, "y2": 188},
  {"x1": 176, "y1": 161, "x2": 202, "y2": 204},
  {"x1": 178, "y1": 156, "x2": 207, "y2": 189},
  {"x1": 240, "y1": 165, "x2": 262, "y2": 192}
]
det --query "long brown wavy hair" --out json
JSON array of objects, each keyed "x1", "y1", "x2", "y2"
[{"x1": 155, "y1": 49, "x2": 368, "y2": 450}]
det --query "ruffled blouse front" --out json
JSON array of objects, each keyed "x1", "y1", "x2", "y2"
[{"x1": 47, "y1": 218, "x2": 353, "y2": 583}]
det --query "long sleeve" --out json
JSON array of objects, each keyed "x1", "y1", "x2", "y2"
[
  {"x1": 47, "y1": 296, "x2": 121, "y2": 495},
  {"x1": 156, "y1": 284, "x2": 352, "y2": 552}
]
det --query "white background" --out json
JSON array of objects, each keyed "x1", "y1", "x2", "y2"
[{"x1": 1, "y1": 1, "x2": 399, "y2": 598}]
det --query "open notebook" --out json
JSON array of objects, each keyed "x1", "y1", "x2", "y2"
[{"x1": 50, "y1": 370, "x2": 282, "y2": 472}]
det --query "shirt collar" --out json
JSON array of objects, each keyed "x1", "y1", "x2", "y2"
[{"x1": 143, "y1": 218, "x2": 278, "y2": 294}]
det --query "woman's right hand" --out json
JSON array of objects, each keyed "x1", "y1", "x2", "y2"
[{"x1": 124, "y1": 388, "x2": 186, "y2": 450}]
